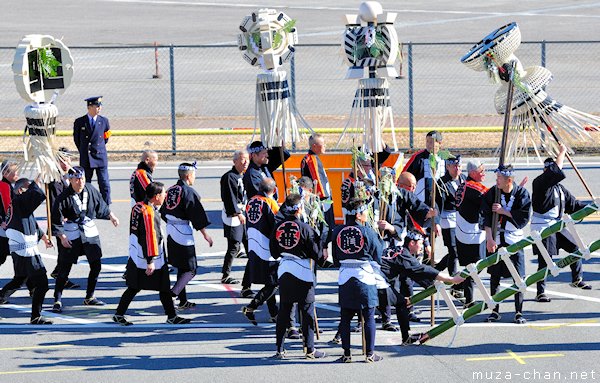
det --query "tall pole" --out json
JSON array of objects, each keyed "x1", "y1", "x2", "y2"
[
  {"x1": 279, "y1": 143, "x2": 288, "y2": 198},
  {"x1": 169, "y1": 44, "x2": 176, "y2": 155},
  {"x1": 45, "y1": 183, "x2": 52, "y2": 238},
  {"x1": 429, "y1": 147, "x2": 438, "y2": 325},
  {"x1": 408, "y1": 42, "x2": 414, "y2": 150},
  {"x1": 492, "y1": 61, "x2": 517, "y2": 239}
]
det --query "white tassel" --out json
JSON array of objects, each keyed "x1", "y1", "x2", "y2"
[
  {"x1": 20, "y1": 103, "x2": 67, "y2": 184},
  {"x1": 255, "y1": 70, "x2": 312, "y2": 149},
  {"x1": 463, "y1": 22, "x2": 596, "y2": 163},
  {"x1": 337, "y1": 77, "x2": 397, "y2": 152}
]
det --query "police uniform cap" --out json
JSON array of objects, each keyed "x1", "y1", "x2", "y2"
[{"x1": 85, "y1": 96, "x2": 103, "y2": 106}]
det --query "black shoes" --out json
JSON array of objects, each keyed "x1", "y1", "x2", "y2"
[
  {"x1": 242, "y1": 306, "x2": 257, "y2": 325},
  {"x1": 240, "y1": 288, "x2": 255, "y2": 299},
  {"x1": 52, "y1": 301, "x2": 63, "y2": 313},
  {"x1": 166, "y1": 316, "x2": 192, "y2": 324},
  {"x1": 382, "y1": 322, "x2": 400, "y2": 332},
  {"x1": 570, "y1": 280, "x2": 592, "y2": 290},
  {"x1": 514, "y1": 312, "x2": 527, "y2": 324},
  {"x1": 536, "y1": 293, "x2": 551, "y2": 302},
  {"x1": 113, "y1": 314, "x2": 133, "y2": 326},
  {"x1": 83, "y1": 297, "x2": 106, "y2": 306},
  {"x1": 177, "y1": 301, "x2": 197, "y2": 310},
  {"x1": 30, "y1": 316, "x2": 53, "y2": 325},
  {"x1": 305, "y1": 349, "x2": 326, "y2": 359},
  {"x1": 365, "y1": 353, "x2": 383, "y2": 363},
  {"x1": 286, "y1": 327, "x2": 300, "y2": 339},
  {"x1": 221, "y1": 276, "x2": 240, "y2": 284},
  {"x1": 64, "y1": 280, "x2": 81, "y2": 289}
]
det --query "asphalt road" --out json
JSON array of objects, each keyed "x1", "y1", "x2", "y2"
[{"x1": 1, "y1": 157, "x2": 600, "y2": 383}]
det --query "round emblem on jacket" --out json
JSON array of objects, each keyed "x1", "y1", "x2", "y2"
[
  {"x1": 246, "y1": 199, "x2": 264, "y2": 224},
  {"x1": 165, "y1": 185, "x2": 182, "y2": 210},
  {"x1": 336, "y1": 226, "x2": 365, "y2": 255},
  {"x1": 275, "y1": 221, "x2": 301, "y2": 250}
]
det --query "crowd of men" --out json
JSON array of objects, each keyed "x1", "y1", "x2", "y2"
[{"x1": 0, "y1": 127, "x2": 594, "y2": 362}]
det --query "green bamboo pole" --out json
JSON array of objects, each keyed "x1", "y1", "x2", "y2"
[
  {"x1": 409, "y1": 202, "x2": 599, "y2": 306},
  {"x1": 420, "y1": 237, "x2": 600, "y2": 343}
]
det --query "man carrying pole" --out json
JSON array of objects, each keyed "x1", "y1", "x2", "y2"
[{"x1": 532, "y1": 143, "x2": 591, "y2": 303}]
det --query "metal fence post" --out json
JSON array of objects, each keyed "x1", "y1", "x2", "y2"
[
  {"x1": 408, "y1": 41, "x2": 414, "y2": 149},
  {"x1": 541, "y1": 40, "x2": 546, "y2": 68},
  {"x1": 290, "y1": 54, "x2": 297, "y2": 150},
  {"x1": 169, "y1": 44, "x2": 176, "y2": 155}
]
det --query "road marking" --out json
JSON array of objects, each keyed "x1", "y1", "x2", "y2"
[
  {"x1": 500, "y1": 282, "x2": 600, "y2": 304},
  {"x1": 0, "y1": 368, "x2": 86, "y2": 376},
  {"x1": 466, "y1": 349, "x2": 564, "y2": 365},
  {"x1": 0, "y1": 345, "x2": 70, "y2": 351},
  {"x1": 530, "y1": 318, "x2": 599, "y2": 330}
]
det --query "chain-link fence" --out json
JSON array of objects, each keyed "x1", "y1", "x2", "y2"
[{"x1": 1, "y1": 41, "x2": 600, "y2": 154}]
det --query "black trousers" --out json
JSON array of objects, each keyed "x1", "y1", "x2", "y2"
[
  {"x1": 84, "y1": 166, "x2": 111, "y2": 205},
  {"x1": 435, "y1": 228, "x2": 459, "y2": 275},
  {"x1": 248, "y1": 284, "x2": 278, "y2": 317},
  {"x1": 377, "y1": 288, "x2": 392, "y2": 324},
  {"x1": 175, "y1": 268, "x2": 196, "y2": 303},
  {"x1": 221, "y1": 238, "x2": 240, "y2": 278},
  {"x1": 340, "y1": 307, "x2": 376, "y2": 356},
  {"x1": 395, "y1": 296, "x2": 412, "y2": 341},
  {"x1": 116, "y1": 287, "x2": 176, "y2": 318},
  {"x1": 55, "y1": 258, "x2": 101, "y2": 301},
  {"x1": 276, "y1": 301, "x2": 315, "y2": 353},
  {"x1": 490, "y1": 274, "x2": 523, "y2": 314},
  {"x1": 534, "y1": 231, "x2": 582, "y2": 295},
  {"x1": 1, "y1": 273, "x2": 48, "y2": 320}
]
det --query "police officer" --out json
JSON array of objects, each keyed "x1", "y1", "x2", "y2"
[{"x1": 73, "y1": 96, "x2": 112, "y2": 205}]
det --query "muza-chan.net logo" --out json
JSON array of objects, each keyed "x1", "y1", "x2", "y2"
[{"x1": 472, "y1": 369, "x2": 598, "y2": 381}]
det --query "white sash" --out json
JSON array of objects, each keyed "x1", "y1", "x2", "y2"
[
  {"x1": 221, "y1": 203, "x2": 246, "y2": 227},
  {"x1": 338, "y1": 259, "x2": 378, "y2": 286},
  {"x1": 456, "y1": 213, "x2": 485, "y2": 244},
  {"x1": 278, "y1": 253, "x2": 314, "y2": 283},
  {"x1": 440, "y1": 210, "x2": 457, "y2": 229},
  {"x1": 248, "y1": 227, "x2": 276, "y2": 261},
  {"x1": 371, "y1": 261, "x2": 390, "y2": 289},
  {"x1": 496, "y1": 220, "x2": 524, "y2": 246},
  {"x1": 63, "y1": 217, "x2": 99, "y2": 241},
  {"x1": 129, "y1": 233, "x2": 165, "y2": 270},
  {"x1": 6, "y1": 229, "x2": 39, "y2": 257},
  {"x1": 165, "y1": 214, "x2": 195, "y2": 246}
]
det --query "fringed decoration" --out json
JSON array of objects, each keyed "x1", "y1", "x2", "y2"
[
  {"x1": 337, "y1": 77, "x2": 397, "y2": 153},
  {"x1": 20, "y1": 103, "x2": 67, "y2": 183},
  {"x1": 254, "y1": 70, "x2": 312, "y2": 149}
]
